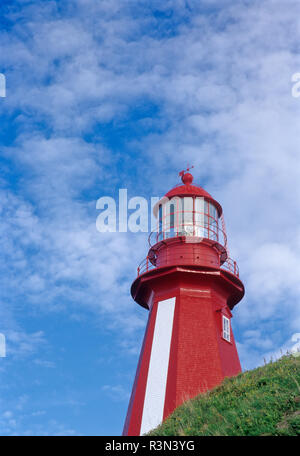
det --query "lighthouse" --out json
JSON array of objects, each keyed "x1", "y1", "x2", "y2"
[{"x1": 123, "y1": 169, "x2": 244, "y2": 436}]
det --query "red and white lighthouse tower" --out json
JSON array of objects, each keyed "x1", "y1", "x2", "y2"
[{"x1": 123, "y1": 169, "x2": 244, "y2": 436}]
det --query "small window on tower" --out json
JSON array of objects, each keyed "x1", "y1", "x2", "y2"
[{"x1": 222, "y1": 315, "x2": 231, "y2": 342}]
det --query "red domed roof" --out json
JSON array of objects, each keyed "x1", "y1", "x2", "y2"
[{"x1": 164, "y1": 172, "x2": 223, "y2": 216}]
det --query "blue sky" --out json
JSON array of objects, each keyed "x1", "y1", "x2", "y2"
[{"x1": 0, "y1": 0, "x2": 300, "y2": 436}]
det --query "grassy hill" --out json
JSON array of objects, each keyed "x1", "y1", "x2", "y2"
[{"x1": 148, "y1": 354, "x2": 300, "y2": 436}]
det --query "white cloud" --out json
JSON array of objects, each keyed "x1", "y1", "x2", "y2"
[
  {"x1": 102, "y1": 384, "x2": 130, "y2": 402},
  {"x1": 5, "y1": 330, "x2": 46, "y2": 359},
  {"x1": 34, "y1": 359, "x2": 56, "y2": 368}
]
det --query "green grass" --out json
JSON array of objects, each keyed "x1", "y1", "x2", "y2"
[{"x1": 148, "y1": 354, "x2": 300, "y2": 436}]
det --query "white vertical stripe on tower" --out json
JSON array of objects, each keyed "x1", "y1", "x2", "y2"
[{"x1": 140, "y1": 297, "x2": 176, "y2": 435}]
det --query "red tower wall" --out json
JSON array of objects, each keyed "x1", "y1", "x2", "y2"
[
  {"x1": 122, "y1": 298, "x2": 157, "y2": 436},
  {"x1": 123, "y1": 269, "x2": 242, "y2": 435},
  {"x1": 164, "y1": 290, "x2": 223, "y2": 417},
  {"x1": 212, "y1": 289, "x2": 242, "y2": 378}
]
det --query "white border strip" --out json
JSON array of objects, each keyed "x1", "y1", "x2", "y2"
[{"x1": 140, "y1": 297, "x2": 176, "y2": 435}]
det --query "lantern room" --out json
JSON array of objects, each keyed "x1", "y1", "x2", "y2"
[
  {"x1": 152, "y1": 170, "x2": 226, "y2": 248},
  {"x1": 156, "y1": 195, "x2": 221, "y2": 242}
]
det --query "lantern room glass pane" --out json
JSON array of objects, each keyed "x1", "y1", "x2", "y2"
[
  {"x1": 195, "y1": 197, "x2": 205, "y2": 238},
  {"x1": 182, "y1": 197, "x2": 193, "y2": 235},
  {"x1": 165, "y1": 202, "x2": 176, "y2": 238},
  {"x1": 183, "y1": 197, "x2": 193, "y2": 222},
  {"x1": 209, "y1": 202, "x2": 218, "y2": 241},
  {"x1": 204, "y1": 200, "x2": 209, "y2": 238},
  {"x1": 158, "y1": 204, "x2": 163, "y2": 240},
  {"x1": 169, "y1": 203, "x2": 175, "y2": 228}
]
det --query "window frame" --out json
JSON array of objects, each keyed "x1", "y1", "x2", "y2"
[{"x1": 222, "y1": 315, "x2": 231, "y2": 342}]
